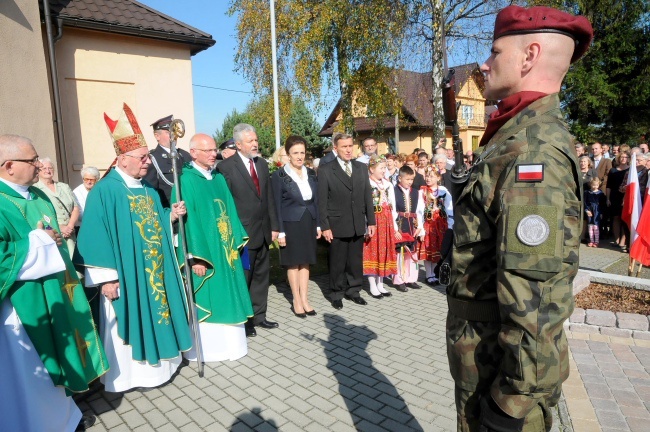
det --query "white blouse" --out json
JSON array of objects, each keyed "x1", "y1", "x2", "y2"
[
  {"x1": 369, "y1": 177, "x2": 399, "y2": 231},
  {"x1": 284, "y1": 164, "x2": 312, "y2": 200}
]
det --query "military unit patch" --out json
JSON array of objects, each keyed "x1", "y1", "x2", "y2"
[
  {"x1": 516, "y1": 215, "x2": 550, "y2": 246},
  {"x1": 515, "y1": 164, "x2": 544, "y2": 182}
]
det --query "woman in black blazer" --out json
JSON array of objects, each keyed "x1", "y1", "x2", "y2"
[{"x1": 271, "y1": 136, "x2": 321, "y2": 318}]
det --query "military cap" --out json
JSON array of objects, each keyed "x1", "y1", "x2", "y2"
[
  {"x1": 494, "y1": 6, "x2": 593, "y2": 63},
  {"x1": 151, "y1": 115, "x2": 173, "y2": 131},
  {"x1": 219, "y1": 139, "x2": 236, "y2": 151}
]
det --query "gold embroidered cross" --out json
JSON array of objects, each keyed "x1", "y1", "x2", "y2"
[
  {"x1": 74, "y1": 329, "x2": 91, "y2": 368},
  {"x1": 62, "y1": 270, "x2": 78, "y2": 302}
]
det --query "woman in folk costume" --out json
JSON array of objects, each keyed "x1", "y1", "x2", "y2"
[
  {"x1": 416, "y1": 166, "x2": 454, "y2": 285},
  {"x1": 362, "y1": 155, "x2": 400, "y2": 298}
]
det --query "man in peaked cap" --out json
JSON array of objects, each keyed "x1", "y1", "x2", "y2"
[
  {"x1": 446, "y1": 6, "x2": 593, "y2": 431},
  {"x1": 143, "y1": 115, "x2": 192, "y2": 208},
  {"x1": 75, "y1": 104, "x2": 192, "y2": 393},
  {"x1": 216, "y1": 139, "x2": 237, "y2": 165}
]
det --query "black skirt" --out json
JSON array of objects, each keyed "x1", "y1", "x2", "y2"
[{"x1": 280, "y1": 210, "x2": 317, "y2": 266}]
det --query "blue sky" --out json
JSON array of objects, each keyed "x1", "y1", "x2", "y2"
[{"x1": 139, "y1": 1, "x2": 255, "y2": 136}]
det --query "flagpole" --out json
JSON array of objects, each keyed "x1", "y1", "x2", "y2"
[{"x1": 270, "y1": 0, "x2": 281, "y2": 150}]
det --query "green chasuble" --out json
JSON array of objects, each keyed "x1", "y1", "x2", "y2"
[
  {"x1": 0, "y1": 182, "x2": 108, "y2": 393},
  {"x1": 74, "y1": 169, "x2": 192, "y2": 365},
  {"x1": 172, "y1": 164, "x2": 253, "y2": 324}
]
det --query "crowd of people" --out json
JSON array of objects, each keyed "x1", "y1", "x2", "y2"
[
  {"x1": 5, "y1": 4, "x2": 649, "y2": 431},
  {"x1": 576, "y1": 141, "x2": 650, "y2": 250}
]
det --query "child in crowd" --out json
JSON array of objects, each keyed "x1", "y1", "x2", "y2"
[
  {"x1": 416, "y1": 166, "x2": 454, "y2": 285},
  {"x1": 362, "y1": 156, "x2": 400, "y2": 298},
  {"x1": 585, "y1": 177, "x2": 606, "y2": 247},
  {"x1": 393, "y1": 166, "x2": 423, "y2": 292}
]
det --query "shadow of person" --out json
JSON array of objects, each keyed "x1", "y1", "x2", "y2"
[
  {"x1": 229, "y1": 406, "x2": 278, "y2": 431},
  {"x1": 309, "y1": 314, "x2": 422, "y2": 431}
]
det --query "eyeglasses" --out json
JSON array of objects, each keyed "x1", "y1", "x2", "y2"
[
  {"x1": 123, "y1": 153, "x2": 150, "y2": 162},
  {"x1": 2, "y1": 156, "x2": 40, "y2": 166},
  {"x1": 194, "y1": 148, "x2": 218, "y2": 154},
  {"x1": 83, "y1": 177, "x2": 98, "y2": 182}
]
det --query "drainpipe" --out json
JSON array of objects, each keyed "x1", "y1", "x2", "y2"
[{"x1": 42, "y1": 0, "x2": 69, "y2": 182}]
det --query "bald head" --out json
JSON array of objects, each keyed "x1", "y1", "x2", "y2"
[
  {"x1": 189, "y1": 133, "x2": 215, "y2": 150},
  {"x1": 189, "y1": 133, "x2": 218, "y2": 170}
]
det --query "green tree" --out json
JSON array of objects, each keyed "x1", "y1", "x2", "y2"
[
  {"x1": 288, "y1": 99, "x2": 328, "y2": 157},
  {"x1": 529, "y1": 0, "x2": 650, "y2": 143},
  {"x1": 213, "y1": 107, "x2": 276, "y2": 157},
  {"x1": 228, "y1": 0, "x2": 409, "y2": 133}
]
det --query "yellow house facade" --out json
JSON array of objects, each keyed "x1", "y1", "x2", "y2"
[
  {"x1": 319, "y1": 64, "x2": 491, "y2": 157},
  {"x1": 1, "y1": 0, "x2": 214, "y2": 186}
]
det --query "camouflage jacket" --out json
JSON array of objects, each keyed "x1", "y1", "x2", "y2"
[{"x1": 447, "y1": 94, "x2": 582, "y2": 418}]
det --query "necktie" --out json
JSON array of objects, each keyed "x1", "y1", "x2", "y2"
[
  {"x1": 344, "y1": 161, "x2": 351, "y2": 177},
  {"x1": 249, "y1": 159, "x2": 260, "y2": 195}
]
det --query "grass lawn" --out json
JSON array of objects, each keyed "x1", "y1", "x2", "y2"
[{"x1": 269, "y1": 238, "x2": 330, "y2": 285}]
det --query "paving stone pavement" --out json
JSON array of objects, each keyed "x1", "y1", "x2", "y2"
[
  {"x1": 80, "y1": 274, "x2": 457, "y2": 431},
  {"x1": 567, "y1": 337, "x2": 650, "y2": 432}
]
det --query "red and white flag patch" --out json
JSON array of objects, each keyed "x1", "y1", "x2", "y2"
[{"x1": 516, "y1": 164, "x2": 544, "y2": 182}]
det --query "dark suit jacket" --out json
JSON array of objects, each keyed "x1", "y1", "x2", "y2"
[
  {"x1": 318, "y1": 159, "x2": 375, "y2": 238},
  {"x1": 216, "y1": 153, "x2": 279, "y2": 249},
  {"x1": 319, "y1": 151, "x2": 336, "y2": 166},
  {"x1": 593, "y1": 156, "x2": 612, "y2": 192},
  {"x1": 271, "y1": 167, "x2": 320, "y2": 233},
  {"x1": 143, "y1": 145, "x2": 192, "y2": 207}
]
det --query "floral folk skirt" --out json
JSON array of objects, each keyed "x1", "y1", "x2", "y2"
[{"x1": 363, "y1": 203, "x2": 398, "y2": 277}]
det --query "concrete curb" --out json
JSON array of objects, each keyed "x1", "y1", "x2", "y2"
[{"x1": 570, "y1": 270, "x2": 650, "y2": 340}]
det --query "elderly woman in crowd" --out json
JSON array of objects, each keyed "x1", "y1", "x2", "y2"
[
  {"x1": 72, "y1": 166, "x2": 100, "y2": 232},
  {"x1": 606, "y1": 151, "x2": 630, "y2": 252},
  {"x1": 34, "y1": 157, "x2": 80, "y2": 256},
  {"x1": 271, "y1": 146, "x2": 290, "y2": 168},
  {"x1": 433, "y1": 154, "x2": 452, "y2": 192},
  {"x1": 385, "y1": 154, "x2": 400, "y2": 185},
  {"x1": 271, "y1": 135, "x2": 321, "y2": 318},
  {"x1": 579, "y1": 155, "x2": 598, "y2": 192}
]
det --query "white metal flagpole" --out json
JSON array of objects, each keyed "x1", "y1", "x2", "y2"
[{"x1": 270, "y1": 0, "x2": 281, "y2": 150}]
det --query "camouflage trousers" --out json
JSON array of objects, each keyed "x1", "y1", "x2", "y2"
[{"x1": 447, "y1": 312, "x2": 559, "y2": 432}]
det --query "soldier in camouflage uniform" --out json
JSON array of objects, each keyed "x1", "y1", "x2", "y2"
[{"x1": 446, "y1": 6, "x2": 593, "y2": 432}]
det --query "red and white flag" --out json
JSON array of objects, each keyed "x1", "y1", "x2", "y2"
[
  {"x1": 630, "y1": 174, "x2": 650, "y2": 265},
  {"x1": 621, "y1": 153, "x2": 642, "y2": 244}
]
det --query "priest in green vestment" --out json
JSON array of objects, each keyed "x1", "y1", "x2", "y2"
[
  {"x1": 173, "y1": 133, "x2": 253, "y2": 362},
  {"x1": 74, "y1": 103, "x2": 192, "y2": 392},
  {"x1": 0, "y1": 134, "x2": 107, "y2": 432}
]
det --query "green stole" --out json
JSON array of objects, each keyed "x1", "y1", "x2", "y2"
[
  {"x1": 172, "y1": 164, "x2": 253, "y2": 324},
  {"x1": 0, "y1": 182, "x2": 108, "y2": 393},
  {"x1": 74, "y1": 169, "x2": 192, "y2": 365}
]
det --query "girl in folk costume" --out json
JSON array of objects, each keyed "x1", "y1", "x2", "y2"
[
  {"x1": 416, "y1": 166, "x2": 454, "y2": 285},
  {"x1": 363, "y1": 155, "x2": 400, "y2": 298},
  {"x1": 393, "y1": 165, "x2": 424, "y2": 292}
]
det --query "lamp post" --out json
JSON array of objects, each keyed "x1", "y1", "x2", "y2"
[{"x1": 270, "y1": 0, "x2": 281, "y2": 150}]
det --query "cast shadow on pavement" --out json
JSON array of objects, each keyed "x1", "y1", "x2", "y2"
[
  {"x1": 229, "y1": 406, "x2": 278, "y2": 431},
  {"x1": 303, "y1": 314, "x2": 423, "y2": 431}
]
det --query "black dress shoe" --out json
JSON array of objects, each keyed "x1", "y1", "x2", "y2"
[
  {"x1": 305, "y1": 309, "x2": 317, "y2": 316},
  {"x1": 292, "y1": 309, "x2": 307, "y2": 318},
  {"x1": 245, "y1": 326, "x2": 257, "y2": 337},
  {"x1": 345, "y1": 295, "x2": 367, "y2": 305},
  {"x1": 406, "y1": 282, "x2": 421, "y2": 289},
  {"x1": 381, "y1": 292, "x2": 392, "y2": 297},
  {"x1": 76, "y1": 414, "x2": 96, "y2": 431},
  {"x1": 369, "y1": 292, "x2": 383, "y2": 299},
  {"x1": 395, "y1": 284, "x2": 408, "y2": 292},
  {"x1": 257, "y1": 319, "x2": 279, "y2": 329},
  {"x1": 331, "y1": 299, "x2": 343, "y2": 309}
]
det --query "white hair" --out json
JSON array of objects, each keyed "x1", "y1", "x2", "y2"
[
  {"x1": 233, "y1": 123, "x2": 256, "y2": 144},
  {"x1": 80, "y1": 166, "x2": 100, "y2": 179},
  {"x1": 433, "y1": 154, "x2": 448, "y2": 164},
  {"x1": 39, "y1": 157, "x2": 53, "y2": 167},
  {"x1": 0, "y1": 134, "x2": 33, "y2": 164}
]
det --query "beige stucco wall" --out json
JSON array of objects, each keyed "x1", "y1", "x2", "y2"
[
  {"x1": 0, "y1": 1, "x2": 57, "y2": 164},
  {"x1": 55, "y1": 28, "x2": 197, "y2": 186}
]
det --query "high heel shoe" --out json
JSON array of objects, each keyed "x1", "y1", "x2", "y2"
[
  {"x1": 291, "y1": 307, "x2": 307, "y2": 318},
  {"x1": 305, "y1": 309, "x2": 317, "y2": 316},
  {"x1": 369, "y1": 292, "x2": 383, "y2": 299}
]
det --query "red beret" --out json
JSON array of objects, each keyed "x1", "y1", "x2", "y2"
[{"x1": 494, "y1": 6, "x2": 593, "y2": 63}]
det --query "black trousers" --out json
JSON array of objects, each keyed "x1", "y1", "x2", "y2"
[
  {"x1": 327, "y1": 235, "x2": 364, "y2": 301},
  {"x1": 245, "y1": 243, "x2": 270, "y2": 325}
]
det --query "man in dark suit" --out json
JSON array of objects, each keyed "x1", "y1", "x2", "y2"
[
  {"x1": 143, "y1": 115, "x2": 192, "y2": 207},
  {"x1": 319, "y1": 146, "x2": 337, "y2": 166},
  {"x1": 318, "y1": 133, "x2": 376, "y2": 309},
  {"x1": 216, "y1": 124, "x2": 280, "y2": 337}
]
